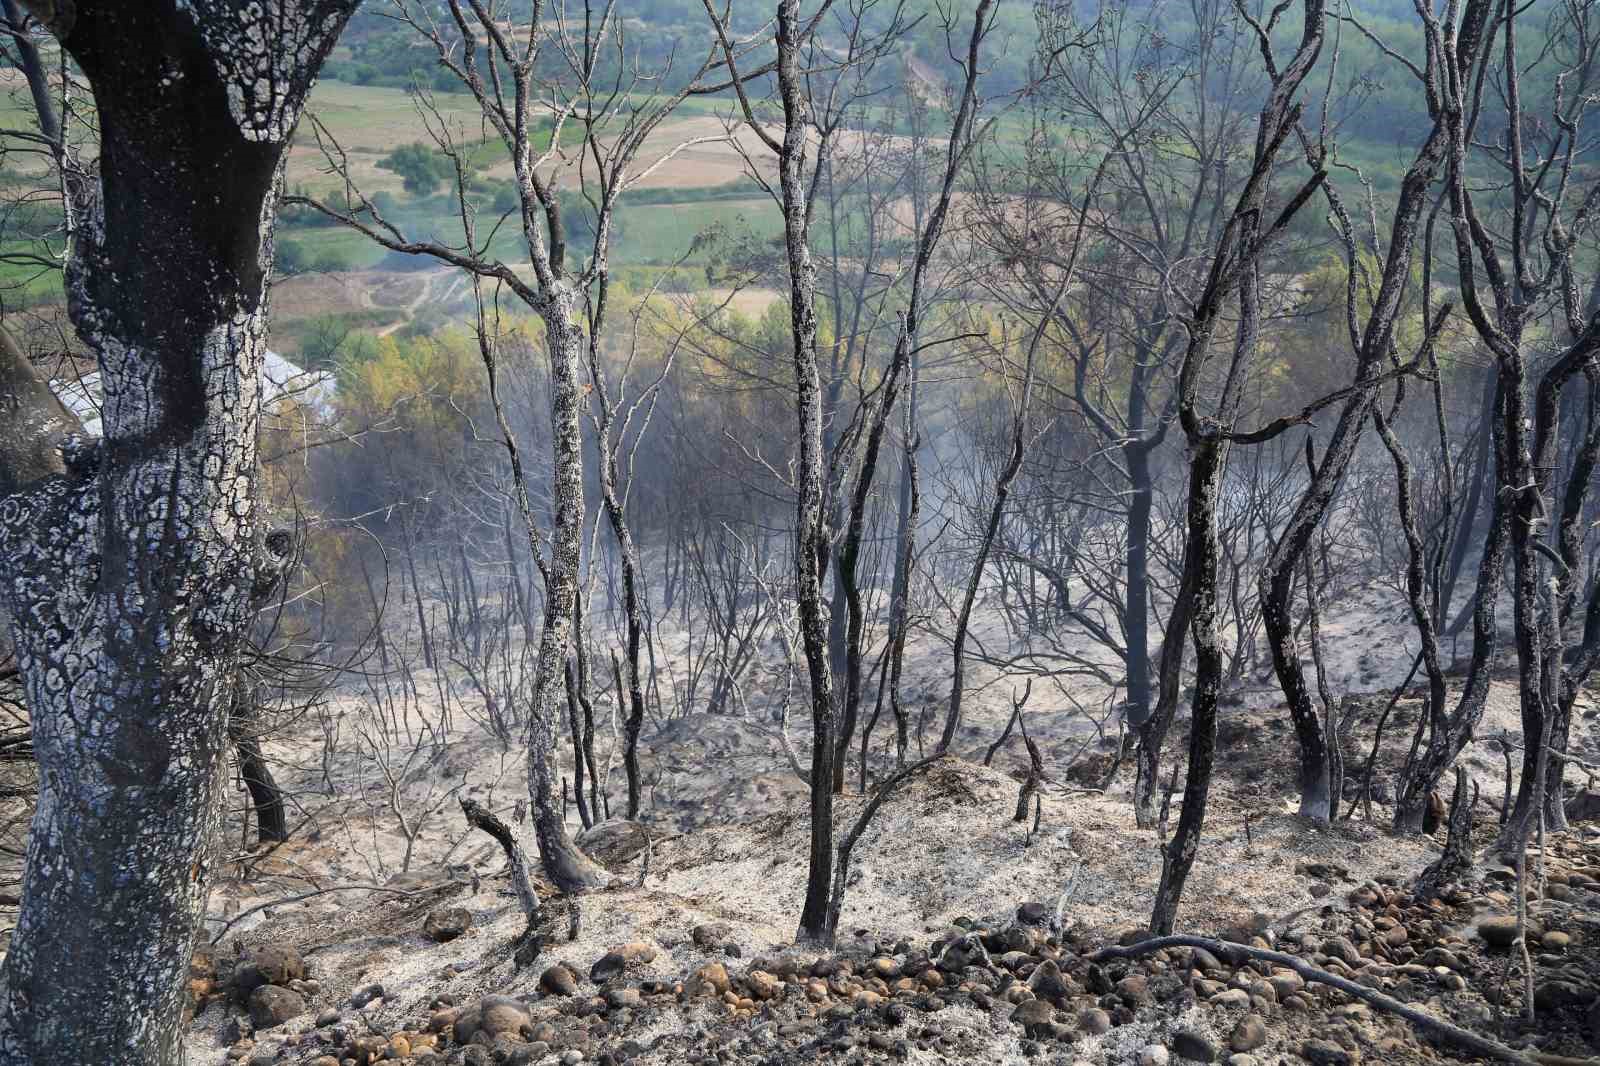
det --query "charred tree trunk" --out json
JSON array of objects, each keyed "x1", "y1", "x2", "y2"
[
  {"x1": 1499, "y1": 334, "x2": 1600, "y2": 846},
  {"x1": 1256, "y1": 114, "x2": 1450, "y2": 825},
  {"x1": 460, "y1": 798, "x2": 542, "y2": 935},
  {"x1": 0, "y1": 3, "x2": 355, "y2": 1059},
  {"x1": 615, "y1": 650, "x2": 645, "y2": 820},
  {"x1": 1389, "y1": 392, "x2": 1508, "y2": 834},
  {"x1": 1417, "y1": 767, "x2": 1477, "y2": 895},
  {"x1": 564, "y1": 660, "x2": 593, "y2": 830},
  {"x1": 1543, "y1": 367, "x2": 1600, "y2": 825},
  {"x1": 1135, "y1": 573, "x2": 1196, "y2": 828},
  {"x1": 884, "y1": 380, "x2": 920, "y2": 766},
  {"x1": 584, "y1": 288, "x2": 653, "y2": 821},
  {"x1": 939, "y1": 372, "x2": 1032, "y2": 756},
  {"x1": 526, "y1": 299, "x2": 610, "y2": 891},
  {"x1": 229, "y1": 684, "x2": 287, "y2": 846},
  {"x1": 235, "y1": 730, "x2": 287, "y2": 846},
  {"x1": 1124, "y1": 440, "x2": 1156, "y2": 726},
  {"x1": 760, "y1": 0, "x2": 838, "y2": 944},
  {"x1": 1014, "y1": 734, "x2": 1044, "y2": 822},
  {"x1": 1145, "y1": 0, "x2": 1329, "y2": 917},
  {"x1": 1150, "y1": 433, "x2": 1230, "y2": 935}
]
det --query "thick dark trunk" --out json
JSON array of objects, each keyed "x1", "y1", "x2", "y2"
[
  {"x1": 1124, "y1": 443, "x2": 1155, "y2": 723},
  {"x1": 0, "y1": 4, "x2": 354, "y2": 1059},
  {"x1": 230, "y1": 691, "x2": 287, "y2": 845}
]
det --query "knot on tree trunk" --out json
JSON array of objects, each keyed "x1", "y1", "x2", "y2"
[{"x1": 250, "y1": 528, "x2": 297, "y2": 603}]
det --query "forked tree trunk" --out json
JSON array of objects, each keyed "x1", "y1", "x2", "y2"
[
  {"x1": 1256, "y1": 115, "x2": 1450, "y2": 825},
  {"x1": 1498, "y1": 337, "x2": 1600, "y2": 847},
  {"x1": 1145, "y1": 0, "x2": 1330, "y2": 918},
  {"x1": 1390, "y1": 397, "x2": 1509, "y2": 834},
  {"x1": 0, "y1": 4, "x2": 355, "y2": 1059}
]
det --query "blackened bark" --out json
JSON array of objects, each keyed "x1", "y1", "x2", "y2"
[
  {"x1": 1542, "y1": 368, "x2": 1600, "y2": 826},
  {"x1": 1014, "y1": 734, "x2": 1044, "y2": 822},
  {"x1": 460, "y1": 797, "x2": 542, "y2": 929},
  {"x1": 235, "y1": 732, "x2": 287, "y2": 845},
  {"x1": 1136, "y1": 572, "x2": 1195, "y2": 828},
  {"x1": 229, "y1": 685, "x2": 287, "y2": 845},
  {"x1": 766, "y1": 0, "x2": 836, "y2": 944},
  {"x1": 1386, "y1": 380, "x2": 1508, "y2": 833},
  {"x1": 1257, "y1": 117, "x2": 1450, "y2": 824},
  {"x1": 1149, "y1": 435, "x2": 1228, "y2": 935},
  {"x1": 583, "y1": 279, "x2": 653, "y2": 821},
  {"x1": 564, "y1": 660, "x2": 593, "y2": 830},
  {"x1": 0, "y1": 3, "x2": 355, "y2": 1061},
  {"x1": 1146, "y1": 0, "x2": 1327, "y2": 926},
  {"x1": 885, "y1": 393, "x2": 920, "y2": 765},
  {"x1": 939, "y1": 369, "x2": 1032, "y2": 756},
  {"x1": 1124, "y1": 441, "x2": 1156, "y2": 726},
  {"x1": 615, "y1": 650, "x2": 645, "y2": 819},
  {"x1": 1417, "y1": 767, "x2": 1477, "y2": 896},
  {"x1": 828, "y1": 1, "x2": 991, "y2": 786}
]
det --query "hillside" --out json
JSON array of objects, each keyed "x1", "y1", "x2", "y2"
[{"x1": 190, "y1": 661, "x2": 1600, "y2": 1066}]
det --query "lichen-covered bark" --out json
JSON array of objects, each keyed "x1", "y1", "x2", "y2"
[
  {"x1": 0, "y1": 3, "x2": 353, "y2": 1061},
  {"x1": 526, "y1": 294, "x2": 609, "y2": 892}
]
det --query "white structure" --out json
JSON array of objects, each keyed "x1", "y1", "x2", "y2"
[{"x1": 50, "y1": 349, "x2": 332, "y2": 437}]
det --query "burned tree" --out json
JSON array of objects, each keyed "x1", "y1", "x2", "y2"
[
  {"x1": 1148, "y1": 0, "x2": 1331, "y2": 934},
  {"x1": 1422, "y1": 0, "x2": 1600, "y2": 851},
  {"x1": 0, "y1": 1, "x2": 356, "y2": 1060},
  {"x1": 299, "y1": 0, "x2": 755, "y2": 889},
  {"x1": 1255, "y1": 50, "x2": 1459, "y2": 824}
]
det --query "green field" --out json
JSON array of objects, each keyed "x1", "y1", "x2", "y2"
[{"x1": 612, "y1": 198, "x2": 780, "y2": 265}]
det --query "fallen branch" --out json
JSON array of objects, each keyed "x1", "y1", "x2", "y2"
[
  {"x1": 207, "y1": 882, "x2": 453, "y2": 945},
  {"x1": 1089, "y1": 934, "x2": 1592, "y2": 1066},
  {"x1": 460, "y1": 797, "x2": 541, "y2": 928}
]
